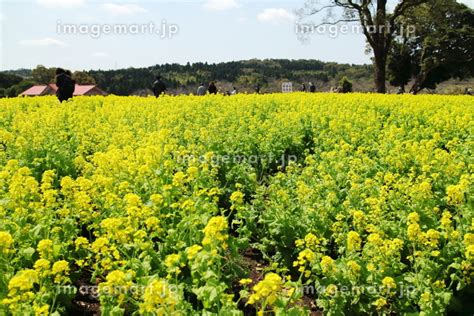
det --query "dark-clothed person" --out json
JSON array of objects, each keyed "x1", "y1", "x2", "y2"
[
  {"x1": 55, "y1": 68, "x2": 75, "y2": 103},
  {"x1": 208, "y1": 82, "x2": 218, "y2": 95},
  {"x1": 152, "y1": 76, "x2": 167, "y2": 97}
]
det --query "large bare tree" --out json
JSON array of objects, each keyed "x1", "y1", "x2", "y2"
[{"x1": 296, "y1": 0, "x2": 428, "y2": 93}]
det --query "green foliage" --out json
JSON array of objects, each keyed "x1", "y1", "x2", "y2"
[
  {"x1": 388, "y1": 42, "x2": 412, "y2": 89},
  {"x1": 88, "y1": 59, "x2": 373, "y2": 95},
  {"x1": 0, "y1": 73, "x2": 23, "y2": 89},
  {"x1": 31, "y1": 65, "x2": 56, "y2": 85},
  {"x1": 72, "y1": 71, "x2": 96, "y2": 85},
  {"x1": 389, "y1": 0, "x2": 474, "y2": 93},
  {"x1": 4, "y1": 81, "x2": 35, "y2": 97},
  {"x1": 338, "y1": 76, "x2": 353, "y2": 93}
]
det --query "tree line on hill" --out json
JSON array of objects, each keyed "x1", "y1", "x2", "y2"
[
  {"x1": 0, "y1": 60, "x2": 373, "y2": 97},
  {"x1": 0, "y1": 66, "x2": 97, "y2": 98}
]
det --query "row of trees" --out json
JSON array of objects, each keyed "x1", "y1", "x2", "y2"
[
  {"x1": 30, "y1": 66, "x2": 97, "y2": 86},
  {"x1": 0, "y1": 73, "x2": 34, "y2": 98},
  {"x1": 87, "y1": 60, "x2": 372, "y2": 96},
  {"x1": 0, "y1": 66, "x2": 98, "y2": 97},
  {"x1": 298, "y1": 0, "x2": 474, "y2": 93},
  {"x1": 1, "y1": 60, "x2": 373, "y2": 97}
]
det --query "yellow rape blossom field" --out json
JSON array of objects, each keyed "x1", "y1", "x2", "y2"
[{"x1": 0, "y1": 93, "x2": 472, "y2": 315}]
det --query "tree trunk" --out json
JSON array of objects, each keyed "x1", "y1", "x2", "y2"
[{"x1": 374, "y1": 50, "x2": 387, "y2": 93}]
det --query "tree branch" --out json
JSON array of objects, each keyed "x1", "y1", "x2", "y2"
[{"x1": 310, "y1": 19, "x2": 360, "y2": 27}]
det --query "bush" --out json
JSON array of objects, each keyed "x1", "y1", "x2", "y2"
[{"x1": 339, "y1": 76, "x2": 353, "y2": 93}]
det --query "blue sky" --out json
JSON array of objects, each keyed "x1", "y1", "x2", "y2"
[{"x1": 0, "y1": 0, "x2": 473, "y2": 71}]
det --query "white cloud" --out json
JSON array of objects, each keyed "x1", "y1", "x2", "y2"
[
  {"x1": 37, "y1": 0, "x2": 85, "y2": 9},
  {"x1": 458, "y1": 0, "x2": 473, "y2": 8},
  {"x1": 92, "y1": 52, "x2": 109, "y2": 58},
  {"x1": 258, "y1": 8, "x2": 295, "y2": 24},
  {"x1": 102, "y1": 3, "x2": 147, "y2": 15},
  {"x1": 20, "y1": 38, "x2": 67, "y2": 47},
  {"x1": 203, "y1": 0, "x2": 239, "y2": 11}
]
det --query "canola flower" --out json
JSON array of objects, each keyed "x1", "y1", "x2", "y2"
[
  {"x1": 293, "y1": 248, "x2": 317, "y2": 277},
  {"x1": 0, "y1": 231, "x2": 14, "y2": 254},
  {"x1": 382, "y1": 276, "x2": 397, "y2": 290},
  {"x1": 37, "y1": 239, "x2": 54, "y2": 259},
  {"x1": 347, "y1": 231, "x2": 362, "y2": 252},
  {"x1": 139, "y1": 279, "x2": 179, "y2": 315},
  {"x1": 320, "y1": 256, "x2": 336, "y2": 274},
  {"x1": 202, "y1": 216, "x2": 229, "y2": 249},
  {"x1": 74, "y1": 237, "x2": 89, "y2": 250},
  {"x1": 0, "y1": 94, "x2": 472, "y2": 315},
  {"x1": 7, "y1": 269, "x2": 39, "y2": 293},
  {"x1": 98, "y1": 270, "x2": 133, "y2": 305},
  {"x1": 373, "y1": 298, "x2": 387, "y2": 310},
  {"x1": 247, "y1": 273, "x2": 283, "y2": 306},
  {"x1": 165, "y1": 253, "x2": 184, "y2": 277},
  {"x1": 304, "y1": 233, "x2": 319, "y2": 249},
  {"x1": 33, "y1": 259, "x2": 51, "y2": 278},
  {"x1": 185, "y1": 244, "x2": 202, "y2": 260},
  {"x1": 230, "y1": 191, "x2": 244, "y2": 205},
  {"x1": 33, "y1": 304, "x2": 50, "y2": 316}
]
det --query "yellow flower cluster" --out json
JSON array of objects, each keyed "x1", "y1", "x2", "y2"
[
  {"x1": 99, "y1": 270, "x2": 134, "y2": 304},
  {"x1": 0, "y1": 231, "x2": 14, "y2": 254},
  {"x1": 165, "y1": 253, "x2": 184, "y2": 277},
  {"x1": 465, "y1": 233, "x2": 474, "y2": 261},
  {"x1": 7, "y1": 269, "x2": 38, "y2": 293},
  {"x1": 51, "y1": 260, "x2": 70, "y2": 284},
  {"x1": 33, "y1": 259, "x2": 50, "y2": 277},
  {"x1": 293, "y1": 249, "x2": 317, "y2": 277},
  {"x1": 247, "y1": 273, "x2": 283, "y2": 305},
  {"x1": 139, "y1": 279, "x2": 179, "y2": 315},
  {"x1": 295, "y1": 232, "x2": 322, "y2": 251},
  {"x1": 347, "y1": 231, "x2": 362, "y2": 252},
  {"x1": 202, "y1": 216, "x2": 228, "y2": 249},
  {"x1": 186, "y1": 244, "x2": 202, "y2": 260},
  {"x1": 37, "y1": 239, "x2": 54, "y2": 259},
  {"x1": 320, "y1": 256, "x2": 336, "y2": 274},
  {"x1": 2, "y1": 269, "x2": 39, "y2": 311}
]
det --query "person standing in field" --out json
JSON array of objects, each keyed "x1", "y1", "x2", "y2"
[
  {"x1": 309, "y1": 82, "x2": 316, "y2": 93},
  {"x1": 255, "y1": 85, "x2": 261, "y2": 94},
  {"x1": 301, "y1": 83, "x2": 307, "y2": 92},
  {"x1": 197, "y1": 83, "x2": 206, "y2": 96},
  {"x1": 55, "y1": 68, "x2": 75, "y2": 103},
  {"x1": 231, "y1": 87, "x2": 238, "y2": 95},
  {"x1": 208, "y1": 82, "x2": 218, "y2": 95},
  {"x1": 152, "y1": 75, "x2": 167, "y2": 97}
]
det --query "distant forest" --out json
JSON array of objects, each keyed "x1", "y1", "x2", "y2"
[
  {"x1": 88, "y1": 59, "x2": 374, "y2": 95},
  {"x1": 2, "y1": 59, "x2": 472, "y2": 97},
  {"x1": 1, "y1": 59, "x2": 374, "y2": 96}
]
